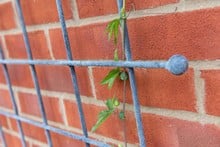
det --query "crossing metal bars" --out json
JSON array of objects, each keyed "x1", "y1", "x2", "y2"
[{"x1": 0, "y1": 0, "x2": 188, "y2": 146}]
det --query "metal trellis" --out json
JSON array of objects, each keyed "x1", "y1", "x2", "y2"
[{"x1": 0, "y1": 0, "x2": 188, "y2": 147}]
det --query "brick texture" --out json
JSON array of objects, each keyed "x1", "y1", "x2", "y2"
[
  {"x1": 51, "y1": 132, "x2": 84, "y2": 147},
  {"x1": 64, "y1": 99, "x2": 138, "y2": 144},
  {"x1": 22, "y1": 122, "x2": 47, "y2": 143},
  {"x1": 18, "y1": 92, "x2": 64, "y2": 123},
  {"x1": 201, "y1": 70, "x2": 220, "y2": 116},
  {"x1": 0, "y1": 66, "x2": 5, "y2": 84},
  {"x1": 93, "y1": 67, "x2": 196, "y2": 111},
  {"x1": 8, "y1": 65, "x2": 34, "y2": 88},
  {"x1": 20, "y1": 0, "x2": 72, "y2": 25},
  {"x1": 4, "y1": 132, "x2": 22, "y2": 147},
  {"x1": 49, "y1": 24, "x2": 120, "y2": 60},
  {"x1": 0, "y1": 89, "x2": 13, "y2": 109},
  {"x1": 5, "y1": 31, "x2": 51, "y2": 59},
  {"x1": 143, "y1": 114, "x2": 220, "y2": 147},
  {"x1": 0, "y1": 2, "x2": 16, "y2": 30},
  {"x1": 36, "y1": 66, "x2": 92, "y2": 97},
  {"x1": 76, "y1": 0, "x2": 178, "y2": 18},
  {"x1": 128, "y1": 7, "x2": 220, "y2": 60},
  {"x1": 0, "y1": 115, "x2": 8, "y2": 128}
]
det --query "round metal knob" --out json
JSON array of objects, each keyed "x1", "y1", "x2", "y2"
[{"x1": 166, "y1": 55, "x2": 188, "y2": 75}]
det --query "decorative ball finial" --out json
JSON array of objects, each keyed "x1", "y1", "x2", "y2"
[{"x1": 166, "y1": 55, "x2": 188, "y2": 75}]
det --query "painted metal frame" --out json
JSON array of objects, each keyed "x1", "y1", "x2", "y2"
[{"x1": 0, "y1": 0, "x2": 188, "y2": 146}]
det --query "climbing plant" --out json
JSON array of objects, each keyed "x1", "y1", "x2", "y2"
[{"x1": 91, "y1": 0, "x2": 129, "y2": 146}]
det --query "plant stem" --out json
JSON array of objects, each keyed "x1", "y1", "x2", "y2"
[
  {"x1": 121, "y1": 1, "x2": 127, "y2": 146},
  {"x1": 122, "y1": 79, "x2": 127, "y2": 147}
]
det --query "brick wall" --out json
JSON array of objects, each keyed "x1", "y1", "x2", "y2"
[{"x1": 0, "y1": 0, "x2": 220, "y2": 146}]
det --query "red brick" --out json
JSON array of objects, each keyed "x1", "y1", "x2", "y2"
[
  {"x1": 8, "y1": 118, "x2": 17, "y2": 131},
  {"x1": 0, "y1": 66, "x2": 6, "y2": 84},
  {"x1": 9, "y1": 118, "x2": 46, "y2": 143},
  {"x1": 201, "y1": 70, "x2": 220, "y2": 116},
  {"x1": 22, "y1": 122, "x2": 47, "y2": 143},
  {"x1": 64, "y1": 99, "x2": 138, "y2": 143},
  {"x1": 51, "y1": 132, "x2": 84, "y2": 147},
  {"x1": 18, "y1": 92, "x2": 64, "y2": 123},
  {"x1": 0, "y1": 115, "x2": 8, "y2": 128},
  {"x1": 93, "y1": 67, "x2": 196, "y2": 111},
  {"x1": 126, "y1": 0, "x2": 178, "y2": 10},
  {"x1": 5, "y1": 31, "x2": 51, "y2": 59},
  {"x1": 143, "y1": 114, "x2": 220, "y2": 147},
  {"x1": 128, "y1": 7, "x2": 220, "y2": 60},
  {"x1": 20, "y1": 0, "x2": 72, "y2": 25},
  {"x1": 76, "y1": 0, "x2": 178, "y2": 18},
  {"x1": 8, "y1": 65, "x2": 34, "y2": 88},
  {"x1": 36, "y1": 66, "x2": 92, "y2": 97},
  {"x1": 4, "y1": 132, "x2": 22, "y2": 147},
  {"x1": 0, "y1": 89, "x2": 13, "y2": 109},
  {"x1": 0, "y1": 2, "x2": 16, "y2": 30},
  {"x1": 49, "y1": 24, "x2": 121, "y2": 60}
]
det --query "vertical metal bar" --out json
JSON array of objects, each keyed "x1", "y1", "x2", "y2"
[
  {"x1": 0, "y1": 49, "x2": 26, "y2": 147},
  {"x1": 0, "y1": 125, "x2": 7, "y2": 147},
  {"x1": 14, "y1": 1, "x2": 53, "y2": 147},
  {"x1": 117, "y1": 0, "x2": 147, "y2": 146},
  {"x1": 55, "y1": 1, "x2": 90, "y2": 147}
]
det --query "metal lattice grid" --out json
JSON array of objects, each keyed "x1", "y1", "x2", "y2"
[{"x1": 0, "y1": 0, "x2": 188, "y2": 147}]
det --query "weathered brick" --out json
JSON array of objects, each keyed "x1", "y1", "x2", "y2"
[
  {"x1": 128, "y1": 7, "x2": 220, "y2": 60},
  {"x1": 20, "y1": 0, "x2": 72, "y2": 25},
  {"x1": 143, "y1": 114, "x2": 220, "y2": 147},
  {"x1": 18, "y1": 92, "x2": 64, "y2": 123},
  {"x1": 5, "y1": 31, "x2": 51, "y2": 59},
  {"x1": 76, "y1": 0, "x2": 178, "y2": 18},
  {"x1": 36, "y1": 66, "x2": 92, "y2": 97},
  {"x1": 0, "y1": 89, "x2": 13, "y2": 109},
  {"x1": 49, "y1": 25, "x2": 119, "y2": 60},
  {"x1": 0, "y1": 2, "x2": 16, "y2": 30},
  {"x1": 201, "y1": 70, "x2": 220, "y2": 116},
  {"x1": 93, "y1": 67, "x2": 196, "y2": 111}
]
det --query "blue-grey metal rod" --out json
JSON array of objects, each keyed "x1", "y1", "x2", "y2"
[
  {"x1": 117, "y1": 0, "x2": 146, "y2": 146},
  {"x1": 0, "y1": 110, "x2": 110, "y2": 147},
  {"x1": 0, "y1": 125, "x2": 7, "y2": 147},
  {"x1": 0, "y1": 59, "x2": 166, "y2": 67},
  {"x1": 0, "y1": 55, "x2": 188, "y2": 75},
  {"x1": 55, "y1": 1, "x2": 89, "y2": 147},
  {"x1": 0, "y1": 49, "x2": 26, "y2": 147},
  {"x1": 14, "y1": 1, "x2": 52, "y2": 146}
]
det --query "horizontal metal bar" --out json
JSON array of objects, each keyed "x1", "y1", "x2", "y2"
[
  {"x1": 0, "y1": 59, "x2": 166, "y2": 68},
  {"x1": 0, "y1": 54, "x2": 188, "y2": 75},
  {"x1": 0, "y1": 110, "x2": 110, "y2": 147}
]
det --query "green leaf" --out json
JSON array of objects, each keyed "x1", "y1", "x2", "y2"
[
  {"x1": 120, "y1": 71, "x2": 128, "y2": 81},
  {"x1": 106, "y1": 99, "x2": 114, "y2": 110},
  {"x1": 91, "y1": 109, "x2": 114, "y2": 132},
  {"x1": 101, "y1": 68, "x2": 120, "y2": 89},
  {"x1": 119, "y1": 111, "x2": 125, "y2": 120},
  {"x1": 106, "y1": 98, "x2": 120, "y2": 110},
  {"x1": 118, "y1": 144, "x2": 123, "y2": 147},
  {"x1": 106, "y1": 18, "x2": 120, "y2": 45},
  {"x1": 113, "y1": 98, "x2": 120, "y2": 106},
  {"x1": 114, "y1": 49, "x2": 119, "y2": 61}
]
